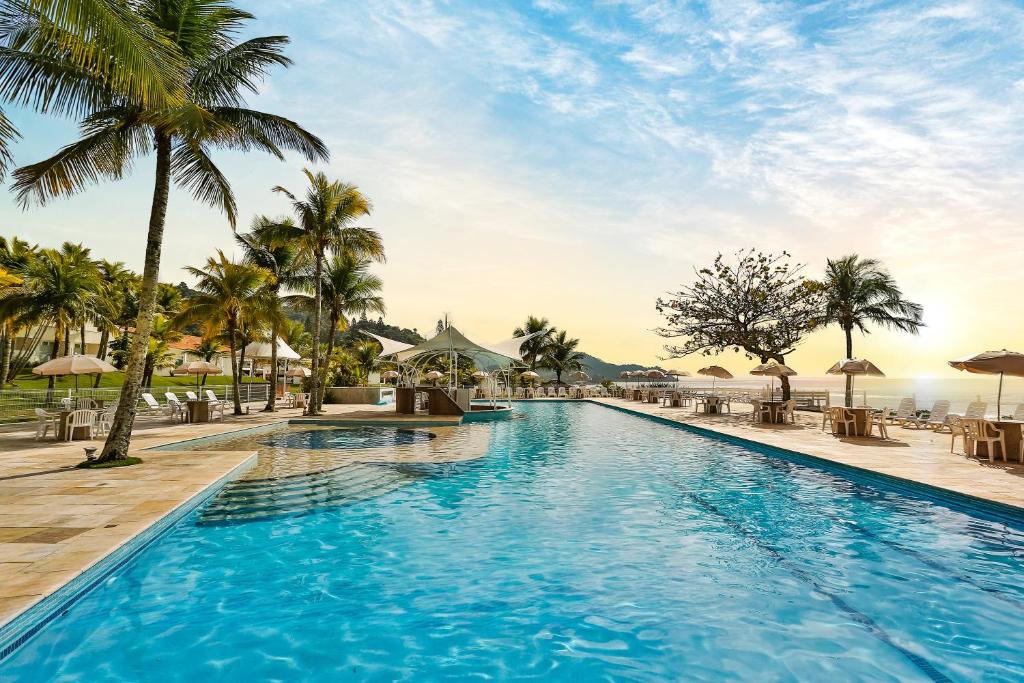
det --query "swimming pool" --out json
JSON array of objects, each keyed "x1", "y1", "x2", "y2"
[{"x1": 4, "y1": 402, "x2": 1023, "y2": 681}]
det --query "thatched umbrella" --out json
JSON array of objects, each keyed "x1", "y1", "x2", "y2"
[
  {"x1": 750, "y1": 361, "x2": 797, "y2": 397},
  {"x1": 826, "y1": 358, "x2": 884, "y2": 407},
  {"x1": 698, "y1": 365, "x2": 733, "y2": 390},
  {"x1": 948, "y1": 350, "x2": 1024, "y2": 417}
]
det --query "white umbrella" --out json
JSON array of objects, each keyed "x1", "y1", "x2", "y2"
[
  {"x1": 380, "y1": 369, "x2": 400, "y2": 380},
  {"x1": 698, "y1": 365, "x2": 733, "y2": 389},
  {"x1": 949, "y1": 350, "x2": 1024, "y2": 417},
  {"x1": 33, "y1": 354, "x2": 118, "y2": 392},
  {"x1": 521, "y1": 370, "x2": 540, "y2": 386},
  {"x1": 826, "y1": 358, "x2": 884, "y2": 407},
  {"x1": 286, "y1": 366, "x2": 311, "y2": 378},
  {"x1": 471, "y1": 370, "x2": 490, "y2": 381},
  {"x1": 750, "y1": 361, "x2": 797, "y2": 397},
  {"x1": 423, "y1": 370, "x2": 444, "y2": 385}
]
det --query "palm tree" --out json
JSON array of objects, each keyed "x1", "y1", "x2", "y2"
[
  {"x1": 142, "y1": 313, "x2": 181, "y2": 386},
  {"x1": 0, "y1": 236, "x2": 38, "y2": 384},
  {"x1": 513, "y1": 315, "x2": 553, "y2": 370},
  {"x1": 0, "y1": 0, "x2": 188, "y2": 176},
  {"x1": 268, "y1": 170, "x2": 382, "y2": 414},
  {"x1": 823, "y1": 255, "x2": 924, "y2": 406},
  {"x1": 279, "y1": 319, "x2": 312, "y2": 359},
  {"x1": 236, "y1": 216, "x2": 297, "y2": 411},
  {"x1": 175, "y1": 251, "x2": 271, "y2": 415},
  {"x1": 13, "y1": 0, "x2": 327, "y2": 460},
  {"x1": 11, "y1": 243, "x2": 101, "y2": 396},
  {"x1": 289, "y1": 252, "x2": 384, "y2": 405},
  {"x1": 540, "y1": 330, "x2": 586, "y2": 385}
]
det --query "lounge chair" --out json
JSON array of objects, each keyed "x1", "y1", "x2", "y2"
[
  {"x1": 903, "y1": 400, "x2": 950, "y2": 430},
  {"x1": 888, "y1": 398, "x2": 916, "y2": 425},
  {"x1": 964, "y1": 401, "x2": 988, "y2": 420},
  {"x1": 141, "y1": 392, "x2": 170, "y2": 417},
  {"x1": 185, "y1": 390, "x2": 199, "y2": 401}
]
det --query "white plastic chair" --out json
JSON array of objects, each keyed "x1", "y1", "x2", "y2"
[
  {"x1": 64, "y1": 409, "x2": 95, "y2": 441},
  {"x1": 821, "y1": 394, "x2": 833, "y2": 431},
  {"x1": 95, "y1": 406, "x2": 116, "y2": 437},
  {"x1": 76, "y1": 397, "x2": 97, "y2": 410},
  {"x1": 975, "y1": 420, "x2": 1007, "y2": 461},
  {"x1": 873, "y1": 409, "x2": 890, "y2": 439},
  {"x1": 782, "y1": 399, "x2": 796, "y2": 424},
  {"x1": 163, "y1": 392, "x2": 186, "y2": 422},
  {"x1": 34, "y1": 408, "x2": 57, "y2": 440},
  {"x1": 833, "y1": 407, "x2": 856, "y2": 436}
]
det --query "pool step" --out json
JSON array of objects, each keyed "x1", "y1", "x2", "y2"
[{"x1": 197, "y1": 463, "x2": 411, "y2": 525}]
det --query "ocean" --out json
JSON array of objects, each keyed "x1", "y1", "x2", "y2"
[{"x1": 618, "y1": 376, "x2": 1024, "y2": 418}]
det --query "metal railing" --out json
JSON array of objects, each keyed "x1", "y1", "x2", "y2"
[{"x1": 0, "y1": 383, "x2": 270, "y2": 422}]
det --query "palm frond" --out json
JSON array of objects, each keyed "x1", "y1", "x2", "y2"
[
  {"x1": 0, "y1": 108, "x2": 20, "y2": 180},
  {"x1": 211, "y1": 106, "x2": 328, "y2": 162},
  {"x1": 171, "y1": 139, "x2": 236, "y2": 226},
  {"x1": 190, "y1": 35, "x2": 290, "y2": 106},
  {"x1": 12, "y1": 110, "x2": 145, "y2": 205},
  {"x1": 15, "y1": 0, "x2": 185, "y2": 108}
]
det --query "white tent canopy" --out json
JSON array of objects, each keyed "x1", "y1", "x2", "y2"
[
  {"x1": 364, "y1": 331, "x2": 414, "y2": 359},
  {"x1": 242, "y1": 339, "x2": 300, "y2": 361},
  {"x1": 377, "y1": 326, "x2": 532, "y2": 370}
]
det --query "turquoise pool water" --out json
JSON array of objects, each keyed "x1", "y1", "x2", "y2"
[{"x1": 4, "y1": 402, "x2": 1023, "y2": 681}]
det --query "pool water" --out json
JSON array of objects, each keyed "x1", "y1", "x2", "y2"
[
  {"x1": 4, "y1": 402, "x2": 1023, "y2": 681},
  {"x1": 257, "y1": 426, "x2": 435, "y2": 450}
]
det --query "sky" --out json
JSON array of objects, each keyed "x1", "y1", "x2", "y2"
[{"x1": 3, "y1": 0, "x2": 1024, "y2": 379}]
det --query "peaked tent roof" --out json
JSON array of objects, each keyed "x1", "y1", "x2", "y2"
[
  {"x1": 375, "y1": 326, "x2": 531, "y2": 370},
  {"x1": 363, "y1": 331, "x2": 414, "y2": 358}
]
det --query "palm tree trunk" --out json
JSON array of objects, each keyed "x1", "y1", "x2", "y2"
[
  {"x1": 228, "y1": 321, "x2": 243, "y2": 415},
  {"x1": 264, "y1": 320, "x2": 278, "y2": 412},
  {"x1": 307, "y1": 252, "x2": 323, "y2": 415},
  {"x1": 46, "y1": 325, "x2": 60, "y2": 401},
  {"x1": 92, "y1": 329, "x2": 109, "y2": 387},
  {"x1": 318, "y1": 310, "x2": 338, "y2": 408},
  {"x1": 79, "y1": 324, "x2": 86, "y2": 355},
  {"x1": 100, "y1": 131, "x2": 172, "y2": 461},
  {"x1": 843, "y1": 326, "x2": 854, "y2": 407},
  {"x1": 0, "y1": 326, "x2": 8, "y2": 388}
]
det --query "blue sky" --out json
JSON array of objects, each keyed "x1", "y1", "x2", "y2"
[{"x1": 3, "y1": 0, "x2": 1024, "y2": 374}]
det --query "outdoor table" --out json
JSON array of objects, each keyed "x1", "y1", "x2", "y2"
[
  {"x1": 832, "y1": 407, "x2": 873, "y2": 437},
  {"x1": 759, "y1": 401, "x2": 787, "y2": 424},
  {"x1": 704, "y1": 396, "x2": 723, "y2": 414},
  {"x1": 974, "y1": 420, "x2": 1024, "y2": 460},
  {"x1": 56, "y1": 410, "x2": 96, "y2": 440},
  {"x1": 186, "y1": 399, "x2": 211, "y2": 423}
]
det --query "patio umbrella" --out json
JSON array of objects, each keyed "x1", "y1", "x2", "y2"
[
  {"x1": 32, "y1": 354, "x2": 118, "y2": 393},
  {"x1": 698, "y1": 365, "x2": 733, "y2": 389},
  {"x1": 568, "y1": 370, "x2": 590, "y2": 383},
  {"x1": 948, "y1": 350, "x2": 1024, "y2": 417},
  {"x1": 826, "y1": 358, "x2": 884, "y2": 407},
  {"x1": 171, "y1": 364, "x2": 190, "y2": 376},
  {"x1": 521, "y1": 370, "x2": 540, "y2": 386},
  {"x1": 287, "y1": 366, "x2": 311, "y2": 378},
  {"x1": 380, "y1": 369, "x2": 399, "y2": 384},
  {"x1": 750, "y1": 361, "x2": 797, "y2": 397},
  {"x1": 176, "y1": 360, "x2": 222, "y2": 393},
  {"x1": 471, "y1": 370, "x2": 490, "y2": 382},
  {"x1": 423, "y1": 370, "x2": 443, "y2": 386},
  {"x1": 665, "y1": 369, "x2": 690, "y2": 380}
]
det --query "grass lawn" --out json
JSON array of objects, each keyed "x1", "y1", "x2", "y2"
[{"x1": 6, "y1": 372, "x2": 268, "y2": 391}]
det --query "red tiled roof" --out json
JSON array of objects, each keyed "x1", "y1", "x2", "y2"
[{"x1": 127, "y1": 327, "x2": 227, "y2": 354}]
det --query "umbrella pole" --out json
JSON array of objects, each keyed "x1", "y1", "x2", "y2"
[{"x1": 998, "y1": 372, "x2": 1003, "y2": 418}]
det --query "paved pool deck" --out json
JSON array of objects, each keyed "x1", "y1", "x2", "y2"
[{"x1": 591, "y1": 397, "x2": 1024, "y2": 510}]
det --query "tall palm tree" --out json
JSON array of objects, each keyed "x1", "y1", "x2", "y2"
[
  {"x1": 513, "y1": 315, "x2": 553, "y2": 370},
  {"x1": 289, "y1": 252, "x2": 384, "y2": 406},
  {"x1": 13, "y1": 0, "x2": 327, "y2": 460},
  {"x1": 540, "y1": 330, "x2": 586, "y2": 385},
  {"x1": 0, "y1": 236, "x2": 37, "y2": 384},
  {"x1": 823, "y1": 254, "x2": 923, "y2": 406},
  {"x1": 12, "y1": 243, "x2": 100, "y2": 395},
  {"x1": 142, "y1": 313, "x2": 181, "y2": 386},
  {"x1": 236, "y1": 216, "x2": 297, "y2": 411},
  {"x1": 175, "y1": 251, "x2": 271, "y2": 415},
  {"x1": 0, "y1": 0, "x2": 188, "y2": 176},
  {"x1": 268, "y1": 170, "x2": 382, "y2": 414}
]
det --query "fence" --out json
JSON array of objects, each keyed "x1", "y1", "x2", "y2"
[{"x1": 0, "y1": 383, "x2": 270, "y2": 423}]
